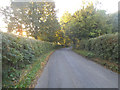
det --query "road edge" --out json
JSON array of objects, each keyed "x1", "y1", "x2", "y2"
[
  {"x1": 29, "y1": 49, "x2": 56, "y2": 88},
  {"x1": 73, "y1": 49, "x2": 119, "y2": 74}
]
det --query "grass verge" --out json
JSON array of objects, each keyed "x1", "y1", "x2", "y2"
[
  {"x1": 73, "y1": 49, "x2": 119, "y2": 73},
  {"x1": 14, "y1": 49, "x2": 55, "y2": 88}
]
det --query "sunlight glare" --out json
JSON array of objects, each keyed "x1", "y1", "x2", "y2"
[
  {"x1": 22, "y1": 31, "x2": 27, "y2": 36},
  {"x1": 0, "y1": 27, "x2": 7, "y2": 33},
  {"x1": 16, "y1": 32, "x2": 19, "y2": 35},
  {"x1": 22, "y1": 24, "x2": 25, "y2": 28},
  {"x1": 2, "y1": 29, "x2": 7, "y2": 33}
]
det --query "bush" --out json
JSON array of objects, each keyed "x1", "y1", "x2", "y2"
[
  {"x1": 76, "y1": 33, "x2": 118, "y2": 62},
  {"x1": 2, "y1": 32, "x2": 56, "y2": 88},
  {"x1": 74, "y1": 50, "x2": 95, "y2": 58}
]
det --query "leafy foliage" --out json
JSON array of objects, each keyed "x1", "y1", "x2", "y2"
[
  {"x1": 60, "y1": 2, "x2": 113, "y2": 45},
  {"x1": 73, "y1": 50, "x2": 95, "y2": 58},
  {"x1": 1, "y1": 1, "x2": 60, "y2": 41},
  {"x1": 108, "y1": 12, "x2": 118, "y2": 33},
  {"x1": 2, "y1": 32, "x2": 55, "y2": 88},
  {"x1": 16, "y1": 51, "x2": 53, "y2": 88},
  {"x1": 73, "y1": 49, "x2": 118, "y2": 72},
  {"x1": 76, "y1": 33, "x2": 118, "y2": 62}
]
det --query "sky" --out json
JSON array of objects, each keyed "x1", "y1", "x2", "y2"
[
  {"x1": 55, "y1": 0, "x2": 119, "y2": 20},
  {"x1": 0, "y1": 0, "x2": 119, "y2": 32}
]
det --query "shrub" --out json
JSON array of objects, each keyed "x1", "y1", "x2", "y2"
[
  {"x1": 76, "y1": 33, "x2": 118, "y2": 62},
  {"x1": 2, "y1": 32, "x2": 56, "y2": 87}
]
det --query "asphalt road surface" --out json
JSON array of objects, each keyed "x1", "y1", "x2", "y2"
[{"x1": 35, "y1": 48, "x2": 118, "y2": 88}]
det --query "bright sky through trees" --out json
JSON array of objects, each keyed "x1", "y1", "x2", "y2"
[
  {"x1": 0, "y1": 0, "x2": 119, "y2": 32},
  {"x1": 55, "y1": 0, "x2": 119, "y2": 20}
]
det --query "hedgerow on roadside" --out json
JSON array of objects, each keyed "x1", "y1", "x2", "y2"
[
  {"x1": 76, "y1": 33, "x2": 118, "y2": 62},
  {"x1": 2, "y1": 32, "x2": 56, "y2": 88},
  {"x1": 73, "y1": 33, "x2": 118, "y2": 72}
]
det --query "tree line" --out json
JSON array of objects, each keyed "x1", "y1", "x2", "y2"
[
  {"x1": 1, "y1": 1, "x2": 60, "y2": 42},
  {"x1": 59, "y1": 2, "x2": 118, "y2": 46},
  {"x1": 0, "y1": 1, "x2": 119, "y2": 46}
]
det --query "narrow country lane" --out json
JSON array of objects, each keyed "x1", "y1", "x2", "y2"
[{"x1": 35, "y1": 48, "x2": 118, "y2": 88}]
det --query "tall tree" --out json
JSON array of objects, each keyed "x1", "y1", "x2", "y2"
[
  {"x1": 60, "y1": 1, "x2": 113, "y2": 46},
  {"x1": 1, "y1": 1, "x2": 60, "y2": 42},
  {"x1": 108, "y1": 12, "x2": 118, "y2": 33},
  {"x1": 59, "y1": 11, "x2": 72, "y2": 46}
]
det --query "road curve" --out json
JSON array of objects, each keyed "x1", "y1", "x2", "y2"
[{"x1": 35, "y1": 48, "x2": 118, "y2": 88}]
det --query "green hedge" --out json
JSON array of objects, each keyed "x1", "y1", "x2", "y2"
[
  {"x1": 76, "y1": 33, "x2": 118, "y2": 61},
  {"x1": 2, "y1": 32, "x2": 55, "y2": 87}
]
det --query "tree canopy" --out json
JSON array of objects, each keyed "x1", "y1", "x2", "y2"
[
  {"x1": 0, "y1": 0, "x2": 118, "y2": 45},
  {"x1": 59, "y1": 2, "x2": 115, "y2": 46},
  {"x1": 1, "y1": 1, "x2": 60, "y2": 42}
]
